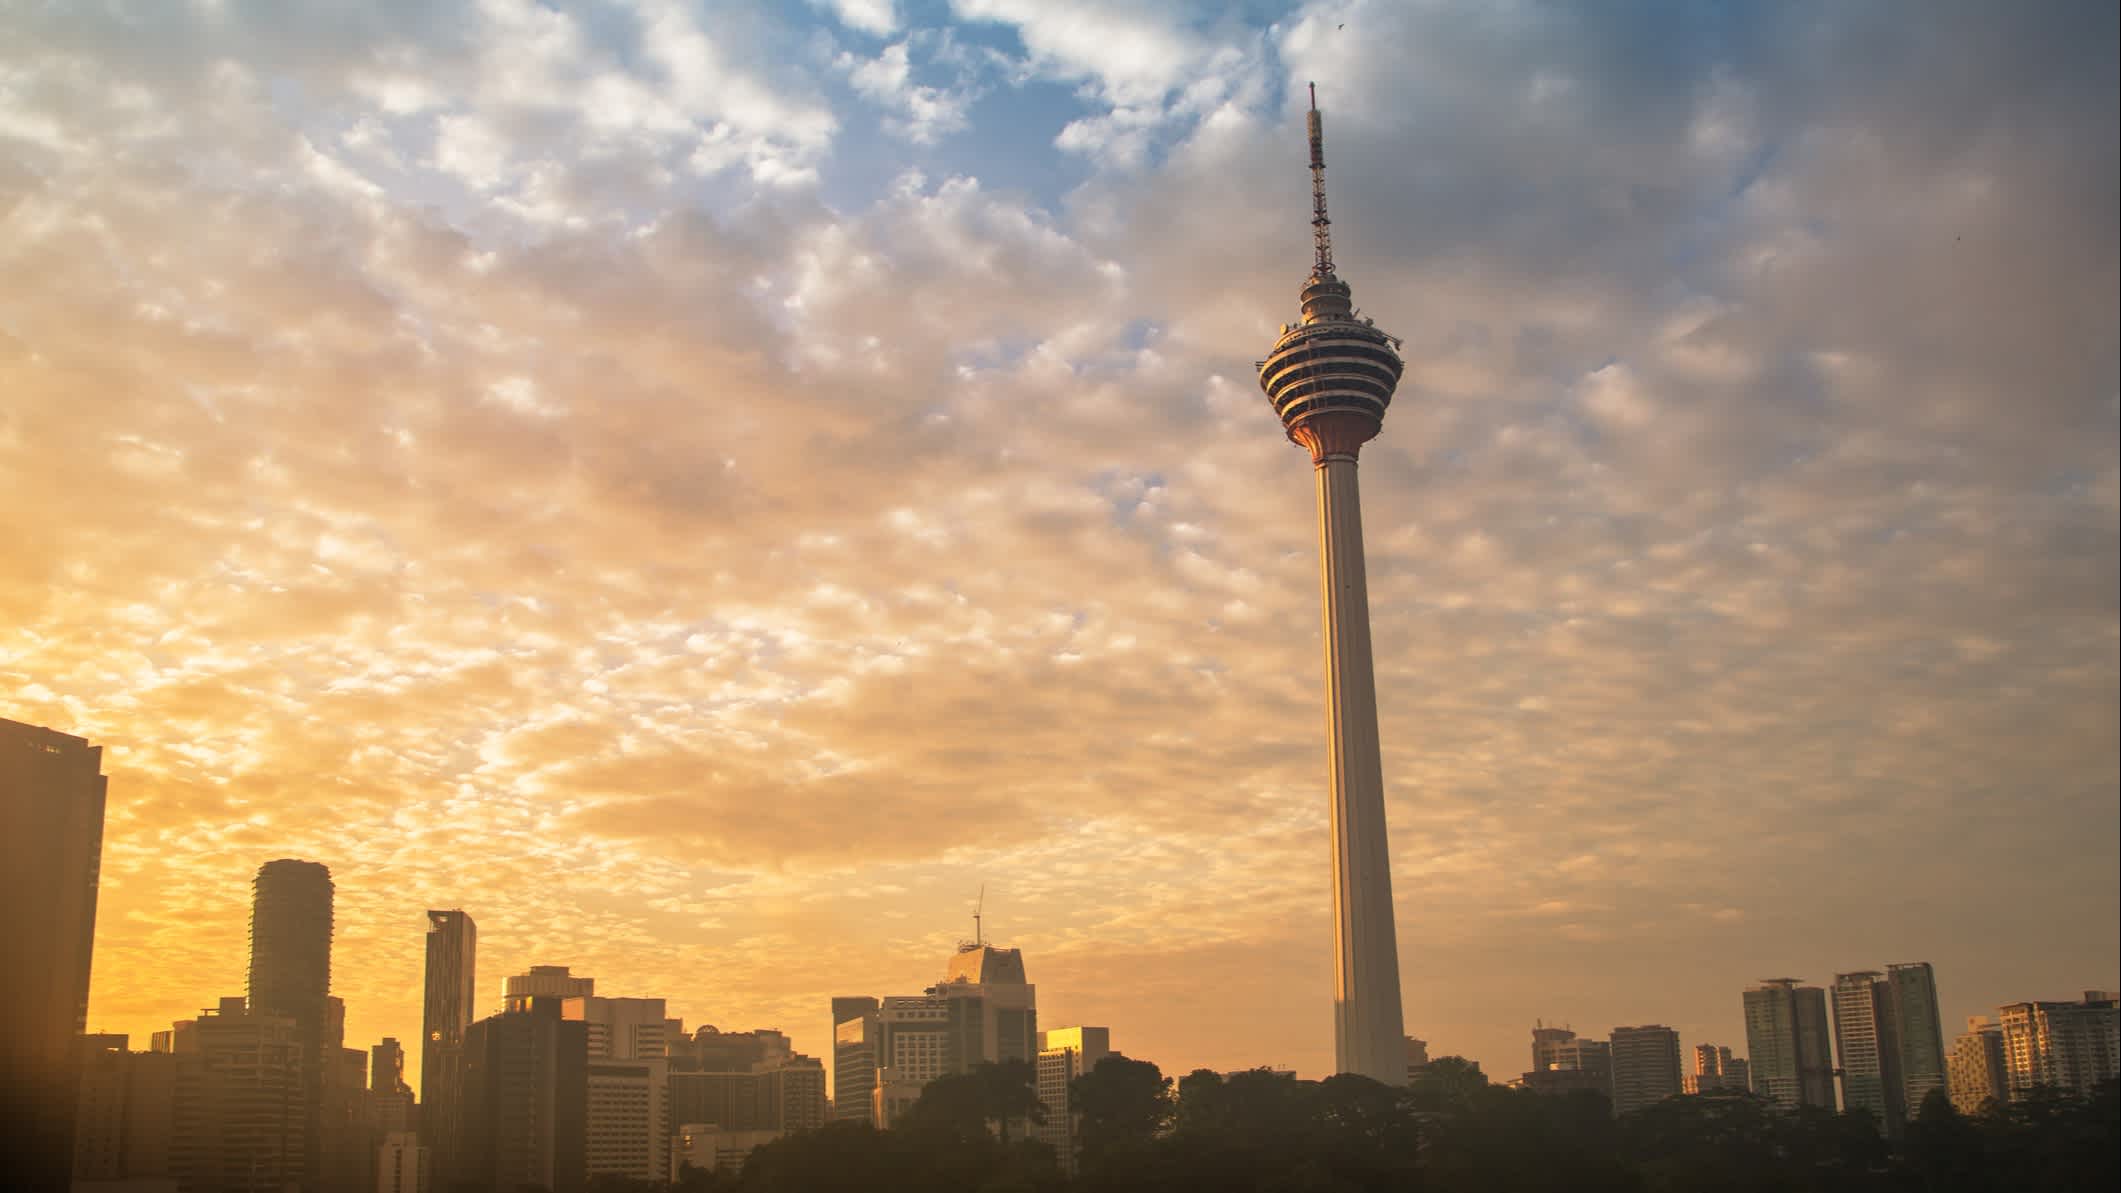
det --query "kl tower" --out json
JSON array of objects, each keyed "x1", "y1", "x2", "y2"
[{"x1": 1258, "y1": 84, "x2": 1409, "y2": 1084}]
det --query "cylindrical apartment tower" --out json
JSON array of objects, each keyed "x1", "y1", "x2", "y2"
[
  {"x1": 248, "y1": 858, "x2": 334, "y2": 1183},
  {"x1": 1258, "y1": 85, "x2": 1409, "y2": 1084}
]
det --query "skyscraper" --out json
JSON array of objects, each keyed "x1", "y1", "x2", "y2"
[
  {"x1": 1885, "y1": 962, "x2": 1948, "y2": 1114},
  {"x1": 421, "y1": 908, "x2": 475, "y2": 1183},
  {"x1": 247, "y1": 858, "x2": 334, "y2": 1187},
  {"x1": 1256, "y1": 84, "x2": 1410, "y2": 1086},
  {"x1": 170, "y1": 997, "x2": 309, "y2": 1193},
  {"x1": 457, "y1": 998, "x2": 588, "y2": 1193},
  {"x1": 1, "y1": 718, "x2": 108, "y2": 1191},
  {"x1": 1608, "y1": 1026, "x2": 1683, "y2": 1116},
  {"x1": 1744, "y1": 978, "x2": 1836, "y2": 1109},
  {"x1": 1832, "y1": 971, "x2": 1906, "y2": 1133}
]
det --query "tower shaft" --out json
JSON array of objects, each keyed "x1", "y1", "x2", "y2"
[{"x1": 1314, "y1": 451, "x2": 1407, "y2": 1083}]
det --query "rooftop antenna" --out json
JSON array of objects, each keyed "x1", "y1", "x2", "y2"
[
  {"x1": 1306, "y1": 81, "x2": 1334, "y2": 278},
  {"x1": 973, "y1": 883, "x2": 985, "y2": 947}
]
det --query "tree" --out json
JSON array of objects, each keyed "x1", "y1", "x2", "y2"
[{"x1": 1071, "y1": 1054, "x2": 1174, "y2": 1176}]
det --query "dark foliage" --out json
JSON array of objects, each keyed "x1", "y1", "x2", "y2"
[{"x1": 673, "y1": 1068, "x2": 2121, "y2": 1193}]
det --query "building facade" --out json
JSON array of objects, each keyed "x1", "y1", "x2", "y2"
[
  {"x1": 456, "y1": 998, "x2": 588, "y2": 1193},
  {"x1": 419, "y1": 908, "x2": 475, "y2": 1184},
  {"x1": 1684, "y1": 1044, "x2": 1750, "y2": 1095},
  {"x1": 845, "y1": 943, "x2": 1038, "y2": 1128},
  {"x1": 1608, "y1": 1025, "x2": 1683, "y2": 1115},
  {"x1": 1833, "y1": 971, "x2": 1906, "y2": 1134},
  {"x1": 247, "y1": 859, "x2": 334, "y2": 1189},
  {"x1": 376, "y1": 1130, "x2": 427, "y2": 1193},
  {"x1": 1946, "y1": 1016, "x2": 2008, "y2": 1115},
  {"x1": 1997, "y1": 993, "x2": 2121, "y2": 1099},
  {"x1": 1, "y1": 718, "x2": 108, "y2": 1191},
  {"x1": 1744, "y1": 979, "x2": 1836, "y2": 1109},
  {"x1": 170, "y1": 997, "x2": 309, "y2": 1193},
  {"x1": 1886, "y1": 962, "x2": 1949, "y2": 1114},
  {"x1": 830, "y1": 997, "x2": 881, "y2": 1125},
  {"x1": 503, "y1": 964, "x2": 596, "y2": 1012},
  {"x1": 1034, "y1": 1026, "x2": 1112, "y2": 1171}
]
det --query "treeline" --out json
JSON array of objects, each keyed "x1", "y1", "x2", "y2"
[{"x1": 611, "y1": 1054, "x2": 2117, "y2": 1193}]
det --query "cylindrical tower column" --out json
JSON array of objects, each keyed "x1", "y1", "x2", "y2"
[{"x1": 1310, "y1": 442, "x2": 1406, "y2": 1084}]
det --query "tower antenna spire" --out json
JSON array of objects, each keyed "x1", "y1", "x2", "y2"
[
  {"x1": 973, "y1": 883, "x2": 984, "y2": 947},
  {"x1": 1306, "y1": 81, "x2": 1333, "y2": 278}
]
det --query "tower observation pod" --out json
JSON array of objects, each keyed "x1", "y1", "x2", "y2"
[{"x1": 1257, "y1": 83, "x2": 1409, "y2": 1085}]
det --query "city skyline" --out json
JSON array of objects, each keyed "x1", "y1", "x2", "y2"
[{"x1": 4, "y1": 0, "x2": 2117, "y2": 1096}]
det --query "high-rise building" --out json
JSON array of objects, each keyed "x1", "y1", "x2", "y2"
[
  {"x1": 1522, "y1": 1026, "x2": 1613, "y2": 1101},
  {"x1": 456, "y1": 998, "x2": 588, "y2": 1193},
  {"x1": 1744, "y1": 979, "x2": 1836, "y2": 1109},
  {"x1": 1946, "y1": 1016, "x2": 2008, "y2": 1115},
  {"x1": 72, "y1": 1035, "x2": 178, "y2": 1185},
  {"x1": 1, "y1": 718, "x2": 108, "y2": 1191},
  {"x1": 830, "y1": 997, "x2": 881, "y2": 1125},
  {"x1": 1684, "y1": 1044, "x2": 1750, "y2": 1095},
  {"x1": 248, "y1": 858, "x2": 334, "y2": 1187},
  {"x1": 1257, "y1": 86, "x2": 1411, "y2": 1086},
  {"x1": 1997, "y1": 993, "x2": 2121, "y2": 1099},
  {"x1": 170, "y1": 997, "x2": 309, "y2": 1193},
  {"x1": 1886, "y1": 962, "x2": 1948, "y2": 1115},
  {"x1": 1034, "y1": 1027, "x2": 1112, "y2": 1172},
  {"x1": 562, "y1": 996, "x2": 671, "y2": 1060},
  {"x1": 503, "y1": 964, "x2": 595, "y2": 1011},
  {"x1": 1531, "y1": 1024, "x2": 1578, "y2": 1075},
  {"x1": 846, "y1": 942, "x2": 1038, "y2": 1126},
  {"x1": 584, "y1": 1057, "x2": 667, "y2": 1183},
  {"x1": 1833, "y1": 971, "x2": 1906, "y2": 1133},
  {"x1": 419, "y1": 909, "x2": 474, "y2": 1184},
  {"x1": 1608, "y1": 1026, "x2": 1683, "y2": 1116}
]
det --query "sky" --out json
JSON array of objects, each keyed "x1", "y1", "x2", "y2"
[{"x1": 3, "y1": 0, "x2": 2116, "y2": 1091}]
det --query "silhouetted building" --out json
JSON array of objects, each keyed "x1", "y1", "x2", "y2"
[
  {"x1": 1744, "y1": 978, "x2": 1835, "y2": 1109},
  {"x1": 1530, "y1": 1023, "x2": 1578, "y2": 1075},
  {"x1": 1522, "y1": 1023, "x2": 1612, "y2": 1102},
  {"x1": 1035, "y1": 1027, "x2": 1112, "y2": 1171},
  {"x1": 73, "y1": 1034, "x2": 177, "y2": 1185},
  {"x1": 248, "y1": 858, "x2": 334, "y2": 1186},
  {"x1": 1886, "y1": 962, "x2": 1948, "y2": 1115},
  {"x1": 502, "y1": 964, "x2": 594, "y2": 1011},
  {"x1": 1685, "y1": 1044, "x2": 1750, "y2": 1095},
  {"x1": 1834, "y1": 971, "x2": 1906, "y2": 1134},
  {"x1": 1609, "y1": 1025, "x2": 1682, "y2": 1115},
  {"x1": 370, "y1": 1037, "x2": 413, "y2": 1131},
  {"x1": 1405, "y1": 1036, "x2": 1430, "y2": 1083},
  {"x1": 1947, "y1": 1016, "x2": 2008, "y2": 1114},
  {"x1": 1, "y1": 718, "x2": 107, "y2": 1191},
  {"x1": 456, "y1": 998, "x2": 587, "y2": 1193},
  {"x1": 1997, "y1": 992, "x2": 2120, "y2": 1099},
  {"x1": 170, "y1": 997, "x2": 308, "y2": 1193},
  {"x1": 419, "y1": 909, "x2": 474, "y2": 1185}
]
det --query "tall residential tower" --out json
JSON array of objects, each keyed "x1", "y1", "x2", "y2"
[
  {"x1": 1256, "y1": 84, "x2": 1410, "y2": 1085},
  {"x1": 422, "y1": 909, "x2": 477, "y2": 1185},
  {"x1": 247, "y1": 858, "x2": 334, "y2": 1187}
]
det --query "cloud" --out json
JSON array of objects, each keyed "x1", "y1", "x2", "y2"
[{"x1": 0, "y1": 0, "x2": 2112, "y2": 1087}]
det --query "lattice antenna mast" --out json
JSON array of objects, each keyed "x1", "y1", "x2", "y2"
[{"x1": 1307, "y1": 82, "x2": 1334, "y2": 278}]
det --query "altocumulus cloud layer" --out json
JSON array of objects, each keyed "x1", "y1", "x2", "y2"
[{"x1": 1, "y1": 0, "x2": 2114, "y2": 1081}]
